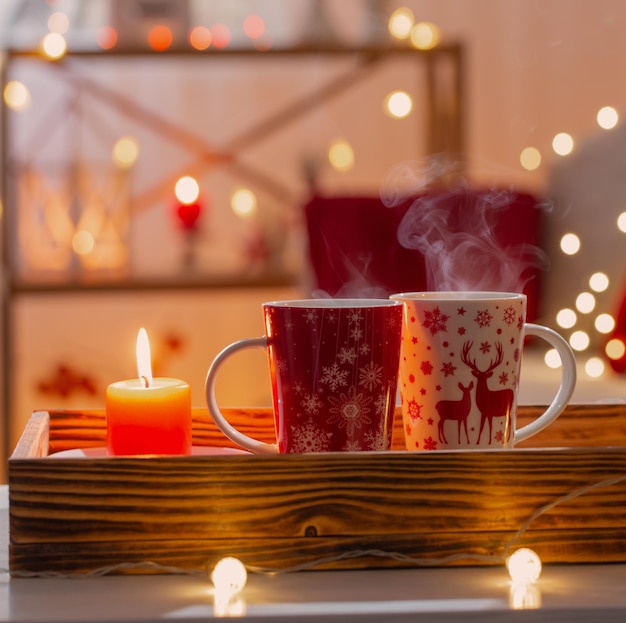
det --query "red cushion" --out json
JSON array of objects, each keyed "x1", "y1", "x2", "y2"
[{"x1": 304, "y1": 188, "x2": 544, "y2": 321}]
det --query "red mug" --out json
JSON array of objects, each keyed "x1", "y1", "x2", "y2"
[{"x1": 205, "y1": 299, "x2": 403, "y2": 454}]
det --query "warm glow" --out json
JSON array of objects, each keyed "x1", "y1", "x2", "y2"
[
  {"x1": 560, "y1": 232, "x2": 580, "y2": 255},
  {"x1": 575, "y1": 292, "x2": 596, "y2": 314},
  {"x1": 585, "y1": 356, "x2": 606, "y2": 378},
  {"x1": 243, "y1": 15, "x2": 265, "y2": 39},
  {"x1": 544, "y1": 349, "x2": 562, "y2": 369},
  {"x1": 41, "y1": 32, "x2": 67, "y2": 59},
  {"x1": 556, "y1": 308, "x2": 577, "y2": 329},
  {"x1": 388, "y1": 8, "x2": 414, "y2": 39},
  {"x1": 328, "y1": 139, "x2": 354, "y2": 172},
  {"x1": 48, "y1": 12, "x2": 70, "y2": 34},
  {"x1": 175, "y1": 176, "x2": 200, "y2": 204},
  {"x1": 136, "y1": 328, "x2": 153, "y2": 387},
  {"x1": 595, "y1": 313, "x2": 616, "y2": 334},
  {"x1": 211, "y1": 23, "x2": 231, "y2": 49},
  {"x1": 148, "y1": 25, "x2": 173, "y2": 51},
  {"x1": 410, "y1": 22, "x2": 441, "y2": 49},
  {"x1": 3, "y1": 81, "x2": 31, "y2": 111},
  {"x1": 597, "y1": 106, "x2": 619, "y2": 130},
  {"x1": 384, "y1": 91, "x2": 413, "y2": 118},
  {"x1": 570, "y1": 330, "x2": 590, "y2": 351},
  {"x1": 231, "y1": 188, "x2": 257, "y2": 218},
  {"x1": 97, "y1": 26, "x2": 118, "y2": 50},
  {"x1": 507, "y1": 548, "x2": 542, "y2": 584},
  {"x1": 189, "y1": 26, "x2": 212, "y2": 50},
  {"x1": 606, "y1": 338, "x2": 626, "y2": 360},
  {"x1": 589, "y1": 272, "x2": 609, "y2": 292},
  {"x1": 72, "y1": 230, "x2": 94, "y2": 256},
  {"x1": 112, "y1": 136, "x2": 140, "y2": 169},
  {"x1": 520, "y1": 147, "x2": 541, "y2": 171},
  {"x1": 618, "y1": 212, "x2": 626, "y2": 233},
  {"x1": 211, "y1": 557, "x2": 247, "y2": 595},
  {"x1": 552, "y1": 132, "x2": 574, "y2": 156}
]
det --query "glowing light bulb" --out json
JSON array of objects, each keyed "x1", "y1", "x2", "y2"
[
  {"x1": 3, "y1": 81, "x2": 31, "y2": 111},
  {"x1": 189, "y1": 26, "x2": 212, "y2": 50},
  {"x1": 41, "y1": 32, "x2": 67, "y2": 59},
  {"x1": 211, "y1": 557, "x2": 247, "y2": 596},
  {"x1": 112, "y1": 136, "x2": 140, "y2": 169},
  {"x1": 618, "y1": 212, "x2": 626, "y2": 233},
  {"x1": 507, "y1": 548, "x2": 542, "y2": 584},
  {"x1": 410, "y1": 22, "x2": 441, "y2": 50}
]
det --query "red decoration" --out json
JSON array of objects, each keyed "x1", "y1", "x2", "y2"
[
  {"x1": 607, "y1": 286, "x2": 626, "y2": 373},
  {"x1": 175, "y1": 201, "x2": 203, "y2": 231}
]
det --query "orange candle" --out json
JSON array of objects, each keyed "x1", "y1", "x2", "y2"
[{"x1": 106, "y1": 329, "x2": 192, "y2": 456}]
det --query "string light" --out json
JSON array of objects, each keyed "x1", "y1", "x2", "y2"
[
  {"x1": 211, "y1": 556, "x2": 248, "y2": 596},
  {"x1": 506, "y1": 548, "x2": 542, "y2": 584}
]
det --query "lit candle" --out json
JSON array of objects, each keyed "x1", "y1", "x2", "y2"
[{"x1": 106, "y1": 328, "x2": 192, "y2": 456}]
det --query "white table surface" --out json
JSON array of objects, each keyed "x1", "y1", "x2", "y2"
[{"x1": 2, "y1": 486, "x2": 626, "y2": 622}]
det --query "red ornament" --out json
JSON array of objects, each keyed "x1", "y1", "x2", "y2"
[{"x1": 176, "y1": 201, "x2": 203, "y2": 231}]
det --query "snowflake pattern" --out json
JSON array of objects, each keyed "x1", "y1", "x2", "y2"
[
  {"x1": 301, "y1": 393, "x2": 324, "y2": 415},
  {"x1": 422, "y1": 306, "x2": 450, "y2": 335},
  {"x1": 503, "y1": 306, "x2": 517, "y2": 325},
  {"x1": 289, "y1": 419, "x2": 332, "y2": 453},
  {"x1": 327, "y1": 386, "x2": 373, "y2": 437},
  {"x1": 474, "y1": 309, "x2": 493, "y2": 328},
  {"x1": 441, "y1": 361, "x2": 457, "y2": 377},
  {"x1": 338, "y1": 347, "x2": 357, "y2": 364},
  {"x1": 359, "y1": 362, "x2": 383, "y2": 391},
  {"x1": 321, "y1": 362, "x2": 349, "y2": 391}
]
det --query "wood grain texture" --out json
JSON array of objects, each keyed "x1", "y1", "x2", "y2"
[{"x1": 8, "y1": 405, "x2": 626, "y2": 575}]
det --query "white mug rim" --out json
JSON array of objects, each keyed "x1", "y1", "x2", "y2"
[
  {"x1": 263, "y1": 299, "x2": 403, "y2": 309},
  {"x1": 390, "y1": 291, "x2": 526, "y2": 302}
]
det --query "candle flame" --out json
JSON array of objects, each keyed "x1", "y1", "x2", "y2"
[{"x1": 136, "y1": 328, "x2": 153, "y2": 388}]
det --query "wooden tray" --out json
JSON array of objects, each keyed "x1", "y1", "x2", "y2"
[{"x1": 8, "y1": 404, "x2": 626, "y2": 576}]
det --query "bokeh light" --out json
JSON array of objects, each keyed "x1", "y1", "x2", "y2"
[
  {"x1": 589, "y1": 272, "x2": 609, "y2": 292},
  {"x1": 112, "y1": 136, "x2": 140, "y2": 169},
  {"x1": 243, "y1": 15, "x2": 265, "y2": 39},
  {"x1": 552, "y1": 132, "x2": 574, "y2": 156},
  {"x1": 544, "y1": 349, "x2": 563, "y2": 369},
  {"x1": 388, "y1": 8, "x2": 414, "y2": 39},
  {"x1": 520, "y1": 147, "x2": 541, "y2": 171},
  {"x1": 584, "y1": 357, "x2": 605, "y2": 378},
  {"x1": 560, "y1": 232, "x2": 580, "y2": 255},
  {"x1": 211, "y1": 24, "x2": 231, "y2": 49},
  {"x1": 3, "y1": 81, "x2": 31, "y2": 111},
  {"x1": 48, "y1": 12, "x2": 70, "y2": 34},
  {"x1": 556, "y1": 308, "x2": 577, "y2": 329},
  {"x1": 569, "y1": 330, "x2": 590, "y2": 351},
  {"x1": 231, "y1": 188, "x2": 257, "y2": 218},
  {"x1": 175, "y1": 176, "x2": 200, "y2": 204},
  {"x1": 575, "y1": 292, "x2": 596, "y2": 314},
  {"x1": 328, "y1": 139, "x2": 355, "y2": 172},
  {"x1": 148, "y1": 25, "x2": 173, "y2": 51},
  {"x1": 72, "y1": 230, "x2": 95, "y2": 256},
  {"x1": 597, "y1": 106, "x2": 619, "y2": 130},
  {"x1": 618, "y1": 211, "x2": 626, "y2": 233},
  {"x1": 606, "y1": 338, "x2": 626, "y2": 360},
  {"x1": 594, "y1": 313, "x2": 616, "y2": 334},
  {"x1": 41, "y1": 32, "x2": 67, "y2": 59},
  {"x1": 384, "y1": 91, "x2": 413, "y2": 118},
  {"x1": 189, "y1": 26, "x2": 212, "y2": 50},
  {"x1": 410, "y1": 22, "x2": 441, "y2": 49},
  {"x1": 97, "y1": 26, "x2": 118, "y2": 50}
]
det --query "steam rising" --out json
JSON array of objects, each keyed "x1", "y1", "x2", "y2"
[{"x1": 382, "y1": 164, "x2": 548, "y2": 293}]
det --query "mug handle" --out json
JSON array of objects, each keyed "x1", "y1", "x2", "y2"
[
  {"x1": 205, "y1": 337, "x2": 278, "y2": 455},
  {"x1": 513, "y1": 323, "x2": 577, "y2": 445}
]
